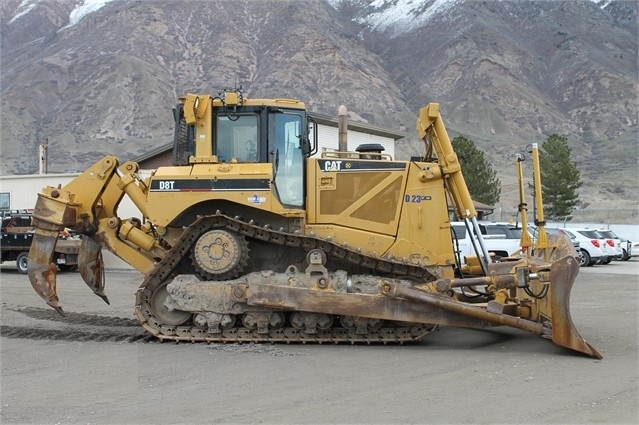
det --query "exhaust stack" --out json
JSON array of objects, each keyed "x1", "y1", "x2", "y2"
[{"x1": 338, "y1": 105, "x2": 348, "y2": 154}]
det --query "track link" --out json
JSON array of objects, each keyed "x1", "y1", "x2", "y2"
[{"x1": 134, "y1": 213, "x2": 439, "y2": 343}]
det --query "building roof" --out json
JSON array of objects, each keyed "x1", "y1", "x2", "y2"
[
  {"x1": 473, "y1": 200, "x2": 495, "y2": 211},
  {"x1": 133, "y1": 142, "x2": 173, "y2": 164}
]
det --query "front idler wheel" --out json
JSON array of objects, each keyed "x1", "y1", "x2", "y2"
[{"x1": 149, "y1": 281, "x2": 192, "y2": 326}]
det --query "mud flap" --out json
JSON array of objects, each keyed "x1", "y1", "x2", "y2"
[
  {"x1": 27, "y1": 230, "x2": 65, "y2": 316},
  {"x1": 78, "y1": 236, "x2": 109, "y2": 305},
  {"x1": 549, "y1": 255, "x2": 602, "y2": 359}
]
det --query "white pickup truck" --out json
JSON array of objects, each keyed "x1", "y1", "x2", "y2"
[{"x1": 450, "y1": 222, "x2": 524, "y2": 265}]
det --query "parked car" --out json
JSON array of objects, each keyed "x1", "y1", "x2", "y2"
[
  {"x1": 618, "y1": 238, "x2": 631, "y2": 260},
  {"x1": 450, "y1": 222, "x2": 523, "y2": 263},
  {"x1": 553, "y1": 228, "x2": 600, "y2": 267},
  {"x1": 598, "y1": 229, "x2": 624, "y2": 260},
  {"x1": 562, "y1": 228, "x2": 614, "y2": 266},
  {"x1": 617, "y1": 238, "x2": 632, "y2": 260},
  {"x1": 529, "y1": 226, "x2": 583, "y2": 265},
  {"x1": 588, "y1": 229, "x2": 614, "y2": 264},
  {"x1": 483, "y1": 223, "x2": 526, "y2": 240}
]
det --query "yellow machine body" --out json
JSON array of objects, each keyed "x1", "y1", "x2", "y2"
[{"x1": 26, "y1": 89, "x2": 600, "y2": 358}]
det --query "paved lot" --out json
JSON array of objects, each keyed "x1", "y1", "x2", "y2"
[{"x1": 1, "y1": 260, "x2": 637, "y2": 424}]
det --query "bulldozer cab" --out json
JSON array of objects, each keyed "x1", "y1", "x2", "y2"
[{"x1": 173, "y1": 91, "x2": 311, "y2": 210}]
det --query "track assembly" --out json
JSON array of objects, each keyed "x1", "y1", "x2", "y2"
[{"x1": 134, "y1": 213, "x2": 438, "y2": 344}]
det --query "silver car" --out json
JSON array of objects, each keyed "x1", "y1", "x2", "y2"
[{"x1": 598, "y1": 229, "x2": 625, "y2": 261}]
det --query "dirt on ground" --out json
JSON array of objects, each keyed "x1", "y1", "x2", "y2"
[{"x1": 1, "y1": 260, "x2": 637, "y2": 425}]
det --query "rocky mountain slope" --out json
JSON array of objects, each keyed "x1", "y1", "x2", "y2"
[{"x1": 1, "y1": 0, "x2": 637, "y2": 217}]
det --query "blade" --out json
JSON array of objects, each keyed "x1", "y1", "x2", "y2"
[
  {"x1": 27, "y1": 230, "x2": 65, "y2": 316},
  {"x1": 79, "y1": 236, "x2": 109, "y2": 305},
  {"x1": 549, "y1": 254, "x2": 603, "y2": 359}
]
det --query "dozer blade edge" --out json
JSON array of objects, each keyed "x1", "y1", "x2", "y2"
[
  {"x1": 548, "y1": 255, "x2": 602, "y2": 359},
  {"x1": 384, "y1": 255, "x2": 601, "y2": 358}
]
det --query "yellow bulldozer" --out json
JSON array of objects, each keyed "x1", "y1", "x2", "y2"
[{"x1": 27, "y1": 89, "x2": 600, "y2": 358}]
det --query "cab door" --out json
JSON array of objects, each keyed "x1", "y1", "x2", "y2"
[{"x1": 269, "y1": 112, "x2": 305, "y2": 208}]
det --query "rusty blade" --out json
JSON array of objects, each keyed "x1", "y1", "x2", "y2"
[
  {"x1": 549, "y1": 254, "x2": 603, "y2": 359},
  {"x1": 547, "y1": 231, "x2": 580, "y2": 262},
  {"x1": 28, "y1": 230, "x2": 65, "y2": 316},
  {"x1": 78, "y1": 236, "x2": 109, "y2": 305}
]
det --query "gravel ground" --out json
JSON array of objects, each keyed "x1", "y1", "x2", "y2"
[{"x1": 1, "y1": 260, "x2": 637, "y2": 424}]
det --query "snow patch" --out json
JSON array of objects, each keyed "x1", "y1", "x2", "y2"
[
  {"x1": 9, "y1": 0, "x2": 118, "y2": 27},
  {"x1": 364, "y1": 0, "x2": 458, "y2": 32},
  {"x1": 589, "y1": 0, "x2": 614, "y2": 8},
  {"x1": 359, "y1": 0, "x2": 462, "y2": 35},
  {"x1": 331, "y1": 0, "x2": 463, "y2": 36},
  {"x1": 329, "y1": 0, "x2": 613, "y2": 36},
  {"x1": 9, "y1": 0, "x2": 43, "y2": 24},
  {"x1": 67, "y1": 0, "x2": 116, "y2": 27}
]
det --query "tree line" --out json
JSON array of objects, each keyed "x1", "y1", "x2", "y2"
[{"x1": 451, "y1": 134, "x2": 582, "y2": 221}]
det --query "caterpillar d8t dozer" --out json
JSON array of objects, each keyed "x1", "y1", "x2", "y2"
[{"x1": 27, "y1": 89, "x2": 600, "y2": 358}]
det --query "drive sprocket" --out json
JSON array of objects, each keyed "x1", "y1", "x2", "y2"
[{"x1": 191, "y1": 228, "x2": 249, "y2": 280}]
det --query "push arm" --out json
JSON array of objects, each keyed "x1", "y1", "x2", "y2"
[{"x1": 416, "y1": 103, "x2": 490, "y2": 273}]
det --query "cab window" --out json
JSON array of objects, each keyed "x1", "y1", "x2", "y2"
[{"x1": 216, "y1": 115, "x2": 259, "y2": 162}]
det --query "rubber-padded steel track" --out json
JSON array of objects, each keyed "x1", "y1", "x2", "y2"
[{"x1": 134, "y1": 213, "x2": 439, "y2": 343}]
